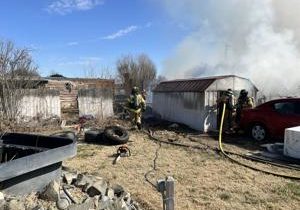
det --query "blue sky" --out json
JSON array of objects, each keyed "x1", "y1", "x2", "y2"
[{"x1": 0, "y1": 0, "x2": 188, "y2": 77}]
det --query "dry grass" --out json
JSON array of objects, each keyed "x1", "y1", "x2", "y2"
[{"x1": 64, "y1": 130, "x2": 300, "y2": 210}]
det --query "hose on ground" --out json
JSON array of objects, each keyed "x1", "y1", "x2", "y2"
[
  {"x1": 144, "y1": 129, "x2": 300, "y2": 171},
  {"x1": 144, "y1": 142, "x2": 162, "y2": 189},
  {"x1": 142, "y1": 106, "x2": 300, "y2": 180},
  {"x1": 218, "y1": 103, "x2": 300, "y2": 181}
]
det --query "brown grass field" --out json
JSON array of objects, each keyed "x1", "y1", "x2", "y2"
[{"x1": 63, "y1": 125, "x2": 300, "y2": 210}]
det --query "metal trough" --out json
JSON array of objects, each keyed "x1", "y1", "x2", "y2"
[{"x1": 0, "y1": 133, "x2": 76, "y2": 195}]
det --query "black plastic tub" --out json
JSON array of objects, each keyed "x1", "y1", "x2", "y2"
[{"x1": 0, "y1": 133, "x2": 76, "y2": 195}]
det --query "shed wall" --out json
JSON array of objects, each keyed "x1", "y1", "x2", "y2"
[
  {"x1": 153, "y1": 76, "x2": 258, "y2": 132},
  {"x1": 78, "y1": 88, "x2": 114, "y2": 119},
  {"x1": 153, "y1": 92, "x2": 207, "y2": 131}
]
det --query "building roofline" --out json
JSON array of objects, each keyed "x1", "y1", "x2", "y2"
[
  {"x1": 160, "y1": 75, "x2": 247, "y2": 83},
  {"x1": 43, "y1": 77, "x2": 114, "y2": 82},
  {"x1": 154, "y1": 74, "x2": 259, "y2": 92}
]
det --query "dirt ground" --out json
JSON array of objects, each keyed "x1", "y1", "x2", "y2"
[{"x1": 62, "y1": 120, "x2": 300, "y2": 210}]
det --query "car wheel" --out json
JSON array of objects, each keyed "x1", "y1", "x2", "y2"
[{"x1": 250, "y1": 124, "x2": 267, "y2": 141}]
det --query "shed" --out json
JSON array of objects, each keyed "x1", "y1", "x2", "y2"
[{"x1": 152, "y1": 75, "x2": 258, "y2": 132}]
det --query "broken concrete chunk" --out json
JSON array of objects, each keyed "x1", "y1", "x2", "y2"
[
  {"x1": 40, "y1": 180, "x2": 60, "y2": 202},
  {"x1": 67, "y1": 198, "x2": 94, "y2": 210},
  {"x1": 106, "y1": 188, "x2": 115, "y2": 199},
  {"x1": 98, "y1": 196, "x2": 111, "y2": 210},
  {"x1": 112, "y1": 184, "x2": 125, "y2": 198},
  {"x1": 0, "y1": 192, "x2": 4, "y2": 201},
  {"x1": 56, "y1": 198, "x2": 70, "y2": 210},
  {"x1": 123, "y1": 192, "x2": 131, "y2": 205},
  {"x1": 74, "y1": 174, "x2": 93, "y2": 191},
  {"x1": 5, "y1": 199, "x2": 25, "y2": 210},
  {"x1": 62, "y1": 172, "x2": 77, "y2": 185},
  {"x1": 88, "y1": 195, "x2": 100, "y2": 209},
  {"x1": 86, "y1": 179, "x2": 108, "y2": 197},
  {"x1": 111, "y1": 198, "x2": 128, "y2": 210}
]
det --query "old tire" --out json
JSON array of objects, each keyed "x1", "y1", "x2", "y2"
[
  {"x1": 104, "y1": 126, "x2": 129, "y2": 144},
  {"x1": 50, "y1": 131, "x2": 77, "y2": 141},
  {"x1": 250, "y1": 124, "x2": 268, "y2": 142},
  {"x1": 84, "y1": 129, "x2": 104, "y2": 142}
]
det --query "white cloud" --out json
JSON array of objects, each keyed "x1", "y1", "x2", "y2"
[
  {"x1": 67, "y1": 41, "x2": 79, "y2": 46},
  {"x1": 102, "y1": 25, "x2": 138, "y2": 40},
  {"x1": 47, "y1": 0, "x2": 104, "y2": 15}
]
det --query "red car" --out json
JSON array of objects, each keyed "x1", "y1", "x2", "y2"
[{"x1": 240, "y1": 98, "x2": 300, "y2": 141}]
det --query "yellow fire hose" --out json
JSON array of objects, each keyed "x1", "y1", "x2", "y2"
[
  {"x1": 218, "y1": 103, "x2": 300, "y2": 180},
  {"x1": 218, "y1": 103, "x2": 227, "y2": 154}
]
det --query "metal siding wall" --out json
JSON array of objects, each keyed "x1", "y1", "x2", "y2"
[
  {"x1": 153, "y1": 92, "x2": 207, "y2": 131},
  {"x1": 78, "y1": 89, "x2": 114, "y2": 119},
  {"x1": 204, "y1": 91, "x2": 218, "y2": 131}
]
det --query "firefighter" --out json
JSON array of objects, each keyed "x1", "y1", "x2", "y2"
[
  {"x1": 235, "y1": 89, "x2": 254, "y2": 125},
  {"x1": 126, "y1": 86, "x2": 146, "y2": 130},
  {"x1": 217, "y1": 89, "x2": 235, "y2": 133}
]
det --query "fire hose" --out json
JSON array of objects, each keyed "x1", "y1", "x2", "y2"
[
  {"x1": 143, "y1": 103, "x2": 300, "y2": 181},
  {"x1": 218, "y1": 103, "x2": 300, "y2": 180}
]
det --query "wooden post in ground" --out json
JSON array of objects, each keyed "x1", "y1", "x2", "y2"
[{"x1": 165, "y1": 176, "x2": 175, "y2": 210}]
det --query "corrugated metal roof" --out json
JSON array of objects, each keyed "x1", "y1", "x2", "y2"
[
  {"x1": 154, "y1": 78, "x2": 215, "y2": 92},
  {"x1": 153, "y1": 75, "x2": 252, "y2": 92}
]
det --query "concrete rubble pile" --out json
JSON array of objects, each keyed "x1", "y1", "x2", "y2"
[{"x1": 0, "y1": 171, "x2": 141, "y2": 210}]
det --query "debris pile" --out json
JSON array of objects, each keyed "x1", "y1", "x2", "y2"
[{"x1": 0, "y1": 171, "x2": 141, "y2": 210}]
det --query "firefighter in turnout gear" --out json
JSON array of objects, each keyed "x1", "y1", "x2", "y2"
[
  {"x1": 126, "y1": 86, "x2": 146, "y2": 130},
  {"x1": 217, "y1": 89, "x2": 235, "y2": 133},
  {"x1": 235, "y1": 89, "x2": 254, "y2": 125}
]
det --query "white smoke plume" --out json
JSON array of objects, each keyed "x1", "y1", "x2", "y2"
[{"x1": 160, "y1": 0, "x2": 300, "y2": 97}]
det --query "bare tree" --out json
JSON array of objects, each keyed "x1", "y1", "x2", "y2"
[
  {"x1": 0, "y1": 40, "x2": 39, "y2": 121},
  {"x1": 117, "y1": 54, "x2": 156, "y2": 94},
  {"x1": 83, "y1": 62, "x2": 114, "y2": 79}
]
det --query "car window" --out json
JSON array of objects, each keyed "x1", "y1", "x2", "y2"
[
  {"x1": 273, "y1": 102, "x2": 296, "y2": 115},
  {"x1": 296, "y1": 102, "x2": 300, "y2": 115}
]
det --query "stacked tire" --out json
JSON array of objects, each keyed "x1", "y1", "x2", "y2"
[
  {"x1": 84, "y1": 128, "x2": 104, "y2": 143},
  {"x1": 84, "y1": 126, "x2": 129, "y2": 145},
  {"x1": 104, "y1": 126, "x2": 129, "y2": 144}
]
